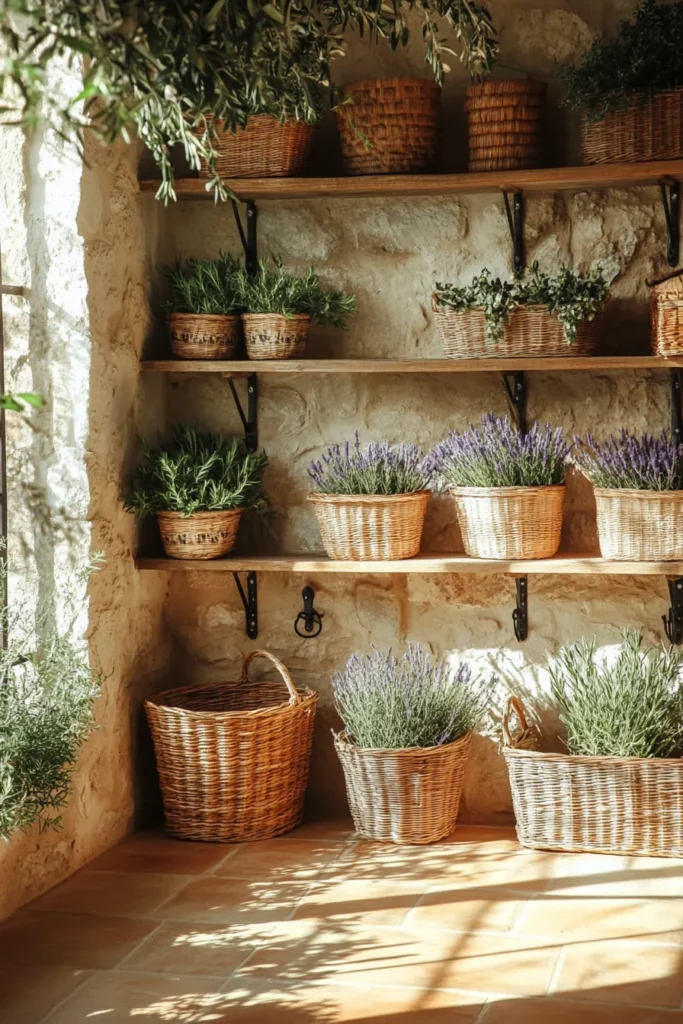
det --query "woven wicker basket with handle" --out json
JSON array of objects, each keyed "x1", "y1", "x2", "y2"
[
  {"x1": 242, "y1": 313, "x2": 310, "y2": 360},
  {"x1": 145, "y1": 651, "x2": 318, "y2": 842},
  {"x1": 156, "y1": 509, "x2": 243, "y2": 560},
  {"x1": 195, "y1": 115, "x2": 315, "y2": 179},
  {"x1": 594, "y1": 488, "x2": 683, "y2": 560},
  {"x1": 581, "y1": 87, "x2": 683, "y2": 164},
  {"x1": 648, "y1": 269, "x2": 683, "y2": 357},
  {"x1": 308, "y1": 491, "x2": 430, "y2": 561},
  {"x1": 465, "y1": 79, "x2": 545, "y2": 172},
  {"x1": 168, "y1": 314, "x2": 241, "y2": 360},
  {"x1": 451, "y1": 486, "x2": 565, "y2": 560}
]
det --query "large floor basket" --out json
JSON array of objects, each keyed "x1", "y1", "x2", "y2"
[{"x1": 145, "y1": 651, "x2": 318, "y2": 842}]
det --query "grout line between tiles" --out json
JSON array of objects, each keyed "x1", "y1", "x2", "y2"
[
  {"x1": 546, "y1": 943, "x2": 567, "y2": 995},
  {"x1": 37, "y1": 970, "x2": 102, "y2": 1024},
  {"x1": 112, "y1": 919, "x2": 166, "y2": 971}
]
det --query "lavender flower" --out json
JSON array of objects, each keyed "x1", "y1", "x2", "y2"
[
  {"x1": 427, "y1": 414, "x2": 571, "y2": 489},
  {"x1": 573, "y1": 430, "x2": 683, "y2": 491},
  {"x1": 308, "y1": 433, "x2": 432, "y2": 495}
]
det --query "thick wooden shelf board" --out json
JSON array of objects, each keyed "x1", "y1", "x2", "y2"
[{"x1": 139, "y1": 161, "x2": 683, "y2": 202}]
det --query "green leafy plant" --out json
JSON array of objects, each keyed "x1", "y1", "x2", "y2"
[
  {"x1": 549, "y1": 629, "x2": 683, "y2": 759},
  {"x1": 435, "y1": 262, "x2": 608, "y2": 344},
  {"x1": 125, "y1": 425, "x2": 268, "y2": 518},
  {"x1": 162, "y1": 253, "x2": 246, "y2": 316},
  {"x1": 239, "y1": 258, "x2": 356, "y2": 327}
]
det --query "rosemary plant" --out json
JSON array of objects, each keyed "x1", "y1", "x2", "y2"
[
  {"x1": 238, "y1": 259, "x2": 356, "y2": 327},
  {"x1": 308, "y1": 434, "x2": 432, "y2": 494},
  {"x1": 162, "y1": 253, "x2": 246, "y2": 316}
]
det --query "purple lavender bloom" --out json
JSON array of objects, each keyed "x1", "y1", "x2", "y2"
[
  {"x1": 573, "y1": 430, "x2": 683, "y2": 490},
  {"x1": 308, "y1": 434, "x2": 433, "y2": 495}
]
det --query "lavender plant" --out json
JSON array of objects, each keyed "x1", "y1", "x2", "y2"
[
  {"x1": 308, "y1": 434, "x2": 432, "y2": 495},
  {"x1": 332, "y1": 644, "x2": 495, "y2": 749},
  {"x1": 428, "y1": 414, "x2": 571, "y2": 489},
  {"x1": 573, "y1": 430, "x2": 683, "y2": 491}
]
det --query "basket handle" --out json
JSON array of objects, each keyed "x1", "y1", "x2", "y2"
[
  {"x1": 502, "y1": 696, "x2": 529, "y2": 747},
  {"x1": 241, "y1": 650, "x2": 300, "y2": 706}
]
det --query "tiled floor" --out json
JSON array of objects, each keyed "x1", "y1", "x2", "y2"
[{"x1": 3, "y1": 822, "x2": 683, "y2": 1022}]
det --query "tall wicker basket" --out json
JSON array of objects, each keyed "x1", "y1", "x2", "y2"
[
  {"x1": 648, "y1": 269, "x2": 683, "y2": 357},
  {"x1": 451, "y1": 486, "x2": 565, "y2": 560},
  {"x1": 168, "y1": 314, "x2": 241, "y2": 360},
  {"x1": 335, "y1": 730, "x2": 472, "y2": 844},
  {"x1": 593, "y1": 488, "x2": 683, "y2": 561},
  {"x1": 581, "y1": 88, "x2": 683, "y2": 164},
  {"x1": 465, "y1": 79, "x2": 546, "y2": 172},
  {"x1": 308, "y1": 491, "x2": 430, "y2": 560},
  {"x1": 195, "y1": 115, "x2": 315, "y2": 178},
  {"x1": 145, "y1": 651, "x2": 318, "y2": 843}
]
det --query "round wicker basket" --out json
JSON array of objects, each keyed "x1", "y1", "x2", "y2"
[
  {"x1": 581, "y1": 87, "x2": 683, "y2": 164},
  {"x1": 308, "y1": 491, "x2": 430, "y2": 561},
  {"x1": 451, "y1": 486, "x2": 565, "y2": 560},
  {"x1": 194, "y1": 115, "x2": 315, "y2": 178},
  {"x1": 168, "y1": 314, "x2": 241, "y2": 360},
  {"x1": 145, "y1": 651, "x2": 318, "y2": 843},
  {"x1": 242, "y1": 313, "x2": 310, "y2": 360},
  {"x1": 465, "y1": 79, "x2": 546, "y2": 172},
  {"x1": 334, "y1": 730, "x2": 472, "y2": 844},
  {"x1": 594, "y1": 488, "x2": 683, "y2": 560},
  {"x1": 156, "y1": 509, "x2": 242, "y2": 560}
]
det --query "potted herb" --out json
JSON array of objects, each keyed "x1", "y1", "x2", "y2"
[
  {"x1": 559, "y1": 0, "x2": 683, "y2": 164},
  {"x1": 504, "y1": 630, "x2": 683, "y2": 857},
  {"x1": 428, "y1": 414, "x2": 570, "y2": 560},
  {"x1": 333, "y1": 644, "x2": 494, "y2": 844},
  {"x1": 307, "y1": 434, "x2": 432, "y2": 561},
  {"x1": 162, "y1": 254, "x2": 245, "y2": 360},
  {"x1": 125, "y1": 426, "x2": 268, "y2": 560},
  {"x1": 433, "y1": 263, "x2": 608, "y2": 359},
  {"x1": 573, "y1": 429, "x2": 683, "y2": 561}
]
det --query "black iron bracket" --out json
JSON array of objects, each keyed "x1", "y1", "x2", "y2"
[
  {"x1": 294, "y1": 585, "x2": 323, "y2": 639},
  {"x1": 501, "y1": 371, "x2": 528, "y2": 434},
  {"x1": 512, "y1": 577, "x2": 529, "y2": 642},
  {"x1": 660, "y1": 180, "x2": 680, "y2": 268},
  {"x1": 228, "y1": 374, "x2": 258, "y2": 452},
  {"x1": 672, "y1": 370, "x2": 683, "y2": 446},
  {"x1": 663, "y1": 578, "x2": 683, "y2": 645},
  {"x1": 233, "y1": 571, "x2": 258, "y2": 640},
  {"x1": 232, "y1": 199, "x2": 258, "y2": 276},
  {"x1": 503, "y1": 190, "x2": 525, "y2": 275}
]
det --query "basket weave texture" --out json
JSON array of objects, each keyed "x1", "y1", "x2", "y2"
[
  {"x1": 649, "y1": 273, "x2": 683, "y2": 357},
  {"x1": 465, "y1": 79, "x2": 546, "y2": 172},
  {"x1": 504, "y1": 700, "x2": 683, "y2": 857},
  {"x1": 452, "y1": 486, "x2": 565, "y2": 560},
  {"x1": 308, "y1": 491, "x2": 430, "y2": 560},
  {"x1": 335, "y1": 730, "x2": 472, "y2": 844},
  {"x1": 432, "y1": 299, "x2": 601, "y2": 359},
  {"x1": 594, "y1": 488, "x2": 683, "y2": 560},
  {"x1": 157, "y1": 509, "x2": 242, "y2": 560},
  {"x1": 336, "y1": 77, "x2": 440, "y2": 175},
  {"x1": 581, "y1": 88, "x2": 683, "y2": 164},
  {"x1": 145, "y1": 650, "x2": 318, "y2": 843},
  {"x1": 195, "y1": 115, "x2": 315, "y2": 178},
  {"x1": 168, "y1": 314, "x2": 241, "y2": 360},
  {"x1": 242, "y1": 313, "x2": 310, "y2": 360}
]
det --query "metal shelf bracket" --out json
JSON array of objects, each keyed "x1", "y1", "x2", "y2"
[
  {"x1": 503, "y1": 190, "x2": 525, "y2": 275},
  {"x1": 233, "y1": 571, "x2": 258, "y2": 640},
  {"x1": 512, "y1": 576, "x2": 529, "y2": 642},
  {"x1": 664, "y1": 578, "x2": 683, "y2": 645},
  {"x1": 501, "y1": 370, "x2": 528, "y2": 434},
  {"x1": 660, "y1": 180, "x2": 680, "y2": 268},
  {"x1": 294, "y1": 585, "x2": 323, "y2": 638},
  {"x1": 232, "y1": 199, "x2": 258, "y2": 275},
  {"x1": 228, "y1": 374, "x2": 258, "y2": 452},
  {"x1": 672, "y1": 370, "x2": 682, "y2": 445}
]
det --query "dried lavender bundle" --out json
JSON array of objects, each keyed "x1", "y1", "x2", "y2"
[
  {"x1": 573, "y1": 430, "x2": 683, "y2": 491},
  {"x1": 308, "y1": 433, "x2": 432, "y2": 495}
]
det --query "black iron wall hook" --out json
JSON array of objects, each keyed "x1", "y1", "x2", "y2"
[
  {"x1": 294, "y1": 586, "x2": 323, "y2": 638},
  {"x1": 512, "y1": 577, "x2": 529, "y2": 642},
  {"x1": 663, "y1": 578, "x2": 683, "y2": 645}
]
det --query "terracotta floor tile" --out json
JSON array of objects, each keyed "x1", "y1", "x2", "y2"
[
  {"x1": 519, "y1": 893, "x2": 683, "y2": 943},
  {"x1": 553, "y1": 938, "x2": 683, "y2": 1007},
  {"x1": 547, "y1": 856, "x2": 683, "y2": 899},
  {"x1": 292, "y1": 879, "x2": 424, "y2": 926},
  {"x1": 0, "y1": 910, "x2": 157, "y2": 969},
  {"x1": 407, "y1": 886, "x2": 527, "y2": 934},
  {"x1": 87, "y1": 831, "x2": 234, "y2": 874},
  {"x1": 479, "y1": 997, "x2": 683, "y2": 1024},
  {"x1": 0, "y1": 965, "x2": 92, "y2": 1024},
  {"x1": 120, "y1": 919, "x2": 275, "y2": 976},
  {"x1": 155, "y1": 876, "x2": 312, "y2": 925},
  {"x1": 29, "y1": 869, "x2": 189, "y2": 918},
  {"x1": 280, "y1": 819, "x2": 357, "y2": 842},
  {"x1": 213, "y1": 838, "x2": 345, "y2": 881}
]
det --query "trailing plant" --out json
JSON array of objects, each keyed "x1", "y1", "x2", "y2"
[
  {"x1": 573, "y1": 430, "x2": 683, "y2": 491},
  {"x1": 308, "y1": 433, "x2": 432, "y2": 494},
  {"x1": 559, "y1": 0, "x2": 683, "y2": 122},
  {"x1": 434, "y1": 262, "x2": 608, "y2": 344},
  {"x1": 238, "y1": 259, "x2": 356, "y2": 327},
  {"x1": 549, "y1": 629, "x2": 683, "y2": 759},
  {"x1": 332, "y1": 643, "x2": 494, "y2": 749},
  {"x1": 125, "y1": 425, "x2": 268, "y2": 517},
  {"x1": 162, "y1": 253, "x2": 246, "y2": 316},
  {"x1": 428, "y1": 414, "x2": 571, "y2": 489}
]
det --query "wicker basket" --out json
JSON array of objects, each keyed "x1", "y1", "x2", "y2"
[
  {"x1": 581, "y1": 87, "x2": 683, "y2": 164},
  {"x1": 242, "y1": 314, "x2": 310, "y2": 360},
  {"x1": 648, "y1": 270, "x2": 683, "y2": 357},
  {"x1": 335, "y1": 729, "x2": 472, "y2": 844},
  {"x1": 335, "y1": 77, "x2": 440, "y2": 176},
  {"x1": 308, "y1": 491, "x2": 430, "y2": 561},
  {"x1": 594, "y1": 488, "x2": 683, "y2": 561},
  {"x1": 465, "y1": 79, "x2": 546, "y2": 172},
  {"x1": 504, "y1": 698, "x2": 683, "y2": 857},
  {"x1": 195, "y1": 115, "x2": 315, "y2": 179},
  {"x1": 145, "y1": 651, "x2": 318, "y2": 843},
  {"x1": 168, "y1": 314, "x2": 241, "y2": 360},
  {"x1": 451, "y1": 486, "x2": 565, "y2": 560},
  {"x1": 432, "y1": 299, "x2": 602, "y2": 359},
  {"x1": 157, "y1": 509, "x2": 242, "y2": 560}
]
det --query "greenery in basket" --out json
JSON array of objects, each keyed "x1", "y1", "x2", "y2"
[
  {"x1": 124, "y1": 425, "x2": 268, "y2": 518},
  {"x1": 162, "y1": 253, "x2": 246, "y2": 316},
  {"x1": 308, "y1": 432, "x2": 432, "y2": 494},
  {"x1": 238, "y1": 258, "x2": 356, "y2": 328},
  {"x1": 573, "y1": 429, "x2": 683, "y2": 491},
  {"x1": 332, "y1": 643, "x2": 494, "y2": 749},
  {"x1": 550, "y1": 629, "x2": 683, "y2": 759},
  {"x1": 559, "y1": 0, "x2": 683, "y2": 122},
  {"x1": 434, "y1": 263, "x2": 608, "y2": 345}
]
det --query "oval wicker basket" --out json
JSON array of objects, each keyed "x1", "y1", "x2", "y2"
[
  {"x1": 335, "y1": 77, "x2": 440, "y2": 176},
  {"x1": 451, "y1": 486, "x2": 565, "y2": 560},
  {"x1": 581, "y1": 87, "x2": 683, "y2": 164},
  {"x1": 334, "y1": 729, "x2": 472, "y2": 844},
  {"x1": 157, "y1": 509, "x2": 243, "y2": 560},
  {"x1": 195, "y1": 115, "x2": 315, "y2": 179},
  {"x1": 168, "y1": 313, "x2": 241, "y2": 360},
  {"x1": 242, "y1": 313, "x2": 310, "y2": 360},
  {"x1": 308, "y1": 491, "x2": 430, "y2": 561},
  {"x1": 594, "y1": 488, "x2": 683, "y2": 561},
  {"x1": 648, "y1": 271, "x2": 683, "y2": 357},
  {"x1": 145, "y1": 651, "x2": 318, "y2": 843},
  {"x1": 465, "y1": 79, "x2": 546, "y2": 172},
  {"x1": 432, "y1": 299, "x2": 602, "y2": 359},
  {"x1": 503, "y1": 699, "x2": 683, "y2": 857}
]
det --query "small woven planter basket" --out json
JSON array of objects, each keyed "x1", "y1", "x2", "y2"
[
  {"x1": 334, "y1": 730, "x2": 472, "y2": 844},
  {"x1": 195, "y1": 115, "x2": 315, "y2": 178},
  {"x1": 452, "y1": 486, "x2": 565, "y2": 560},
  {"x1": 649, "y1": 270, "x2": 683, "y2": 357},
  {"x1": 168, "y1": 314, "x2": 241, "y2": 360},
  {"x1": 308, "y1": 491, "x2": 430, "y2": 561},
  {"x1": 594, "y1": 488, "x2": 683, "y2": 561},
  {"x1": 432, "y1": 299, "x2": 602, "y2": 359},
  {"x1": 242, "y1": 314, "x2": 310, "y2": 360},
  {"x1": 465, "y1": 79, "x2": 546, "y2": 172},
  {"x1": 504, "y1": 699, "x2": 683, "y2": 857},
  {"x1": 157, "y1": 509, "x2": 242, "y2": 560},
  {"x1": 581, "y1": 87, "x2": 683, "y2": 164},
  {"x1": 145, "y1": 651, "x2": 318, "y2": 843},
  {"x1": 336, "y1": 77, "x2": 440, "y2": 176}
]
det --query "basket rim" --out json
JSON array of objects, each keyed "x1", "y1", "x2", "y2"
[
  {"x1": 145, "y1": 679, "x2": 319, "y2": 718},
  {"x1": 465, "y1": 78, "x2": 546, "y2": 98},
  {"x1": 156, "y1": 508, "x2": 244, "y2": 520},
  {"x1": 241, "y1": 312, "x2": 311, "y2": 323},
  {"x1": 431, "y1": 294, "x2": 605, "y2": 318},
  {"x1": 168, "y1": 312, "x2": 241, "y2": 323},
  {"x1": 307, "y1": 490, "x2": 431, "y2": 504},
  {"x1": 504, "y1": 746, "x2": 683, "y2": 768},
  {"x1": 200, "y1": 112, "x2": 315, "y2": 129},
  {"x1": 582, "y1": 85, "x2": 683, "y2": 117},
  {"x1": 334, "y1": 728, "x2": 471, "y2": 756},
  {"x1": 450, "y1": 485, "x2": 566, "y2": 497},
  {"x1": 594, "y1": 487, "x2": 683, "y2": 499},
  {"x1": 340, "y1": 75, "x2": 441, "y2": 94}
]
